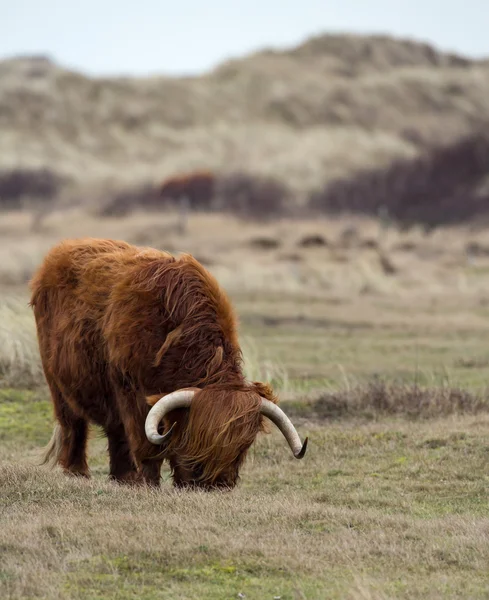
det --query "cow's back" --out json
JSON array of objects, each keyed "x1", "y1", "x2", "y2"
[{"x1": 30, "y1": 238, "x2": 132, "y2": 305}]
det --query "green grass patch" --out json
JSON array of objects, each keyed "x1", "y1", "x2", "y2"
[
  {"x1": 0, "y1": 388, "x2": 52, "y2": 445},
  {"x1": 65, "y1": 554, "x2": 342, "y2": 600}
]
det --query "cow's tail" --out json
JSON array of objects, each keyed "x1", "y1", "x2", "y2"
[{"x1": 41, "y1": 423, "x2": 63, "y2": 467}]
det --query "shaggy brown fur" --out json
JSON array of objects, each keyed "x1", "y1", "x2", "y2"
[{"x1": 30, "y1": 238, "x2": 277, "y2": 488}]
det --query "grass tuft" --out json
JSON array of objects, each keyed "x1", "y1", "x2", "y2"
[
  {"x1": 0, "y1": 297, "x2": 44, "y2": 389},
  {"x1": 286, "y1": 380, "x2": 489, "y2": 421}
]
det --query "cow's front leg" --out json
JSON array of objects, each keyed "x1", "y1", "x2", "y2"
[
  {"x1": 105, "y1": 422, "x2": 142, "y2": 485},
  {"x1": 140, "y1": 457, "x2": 164, "y2": 487}
]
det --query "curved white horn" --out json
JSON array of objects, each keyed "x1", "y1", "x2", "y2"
[
  {"x1": 259, "y1": 398, "x2": 308, "y2": 458},
  {"x1": 145, "y1": 390, "x2": 195, "y2": 445}
]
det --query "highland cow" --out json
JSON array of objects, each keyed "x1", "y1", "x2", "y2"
[{"x1": 30, "y1": 239, "x2": 307, "y2": 489}]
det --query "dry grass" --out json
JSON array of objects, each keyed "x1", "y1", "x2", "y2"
[
  {"x1": 288, "y1": 381, "x2": 489, "y2": 421},
  {"x1": 3, "y1": 208, "x2": 489, "y2": 391},
  {"x1": 1, "y1": 209, "x2": 489, "y2": 597},
  {"x1": 0, "y1": 297, "x2": 44, "y2": 389},
  {"x1": 1, "y1": 414, "x2": 488, "y2": 599},
  {"x1": 2, "y1": 32, "x2": 489, "y2": 600},
  {"x1": 2, "y1": 206, "x2": 488, "y2": 293},
  {"x1": 1, "y1": 35, "x2": 489, "y2": 196}
]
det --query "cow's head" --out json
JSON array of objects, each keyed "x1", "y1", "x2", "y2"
[{"x1": 145, "y1": 384, "x2": 307, "y2": 490}]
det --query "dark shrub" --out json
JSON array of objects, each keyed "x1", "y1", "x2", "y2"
[
  {"x1": 98, "y1": 171, "x2": 215, "y2": 217},
  {"x1": 0, "y1": 168, "x2": 65, "y2": 210},
  {"x1": 308, "y1": 133, "x2": 489, "y2": 227},
  {"x1": 284, "y1": 380, "x2": 489, "y2": 421},
  {"x1": 97, "y1": 184, "x2": 159, "y2": 217},
  {"x1": 216, "y1": 172, "x2": 290, "y2": 220}
]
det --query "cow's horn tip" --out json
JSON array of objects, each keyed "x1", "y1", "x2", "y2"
[{"x1": 294, "y1": 437, "x2": 308, "y2": 459}]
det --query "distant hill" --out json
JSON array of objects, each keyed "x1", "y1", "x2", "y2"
[{"x1": 1, "y1": 33, "x2": 488, "y2": 197}]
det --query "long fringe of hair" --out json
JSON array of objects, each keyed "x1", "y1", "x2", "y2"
[{"x1": 169, "y1": 385, "x2": 266, "y2": 485}]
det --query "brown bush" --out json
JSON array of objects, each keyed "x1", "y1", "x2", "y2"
[
  {"x1": 158, "y1": 171, "x2": 215, "y2": 211},
  {"x1": 308, "y1": 132, "x2": 489, "y2": 227}
]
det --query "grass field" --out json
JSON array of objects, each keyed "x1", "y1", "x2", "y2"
[{"x1": 1, "y1": 209, "x2": 489, "y2": 599}]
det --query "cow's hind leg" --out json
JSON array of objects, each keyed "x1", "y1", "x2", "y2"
[
  {"x1": 44, "y1": 380, "x2": 90, "y2": 478},
  {"x1": 106, "y1": 423, "x2": 141, "y2": 485},
  {"x1": 60, "y1": 416, "x2": 90, "y2": 478}
]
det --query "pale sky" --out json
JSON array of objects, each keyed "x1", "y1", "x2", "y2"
[{"x1": 2, "y1": 0, "x2": 488, "y2": 76}]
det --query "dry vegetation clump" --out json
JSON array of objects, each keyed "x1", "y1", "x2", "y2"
[
  {"x1": 241, "y1": 336, "x2": 290, "y2": 394},
  {"x1": 308, "y1": 132, "x2": 489, "y2": 227},
  {"x1": 247, "y1": 236, "x2": 282, "y2": 250},
  {"x1": 0, "y1": 232, "x2": 53, "y2": 286},
  {"x1": 376, "y1": 248, "x2": 398, "y2": 275},
  {"x1": 101, "y1": 171, "x2": 217, "y2": 217},
  {"x1": 94, "y1": 171, "x2": 291, "y2": 221},
  {"x1": 291, "y1": 380, "x2": 489, "y2": 421},
  {"x1": 216, "y1": 171, "x2": 291, "y2": 220},
  {"x1": 96, "y1": 182, "x2": 160, "y2": 217},
  {"x1": 0, "y1": 297, "x2": 44, "y2": 389},
  {"x1": 297, "y1": 234, "x2": 329, "y2": 248},
  {"x1": 465, "y1": 240, "x2": 489, "y2": 257}
]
